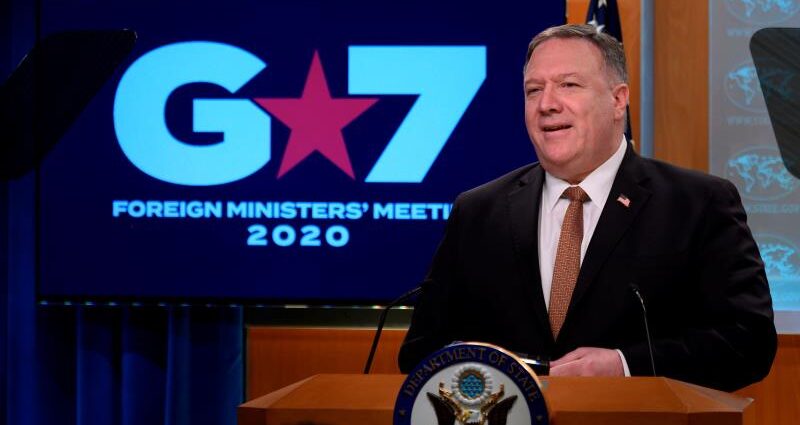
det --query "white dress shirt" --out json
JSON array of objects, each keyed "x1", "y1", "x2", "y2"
[{"x1": 537, "y1": 136, "x2": 631, "y2": 375}]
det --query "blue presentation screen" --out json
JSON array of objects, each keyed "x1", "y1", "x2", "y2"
[{"x1": 36, "y1": 1, "x2": 564, "y2": 301}]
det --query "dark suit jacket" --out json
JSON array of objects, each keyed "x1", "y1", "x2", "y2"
[{"x1": 399, "y1": 144, "x2": 777, "y2": 391}]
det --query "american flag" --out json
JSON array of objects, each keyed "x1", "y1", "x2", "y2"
[
  {"x1": 586, "y1": 0, "x2": 633, "y2": 143},
  {"x1": 616, "y1": 193, "x2": 631, "y2": 208}
]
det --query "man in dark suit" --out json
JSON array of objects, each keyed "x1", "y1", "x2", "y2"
[{"x1": 398, "y1": 24, "x2": 776, "y2": 392}]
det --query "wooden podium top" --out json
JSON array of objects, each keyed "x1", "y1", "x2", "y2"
[{"x1": 239, "y1": 374, "x2": 754, "y2": 425}]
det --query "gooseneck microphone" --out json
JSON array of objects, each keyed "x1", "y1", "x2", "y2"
[
  {"x1": 630, "y1": 283, "x2": 657, "y2": 376},
  {"x1": 521, "y1": 357, "x2": 551, "y2": 376},
  {"x1": 363, "y1": 284, "x2": 425, "y2": 374}
]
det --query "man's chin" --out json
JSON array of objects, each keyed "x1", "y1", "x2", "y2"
[
  {"x1": 538, "y1": 156, "x2": 574, "y2": 172},
  {"x1": 539, "y1": 161, "x2": 590, "y2": 184}
]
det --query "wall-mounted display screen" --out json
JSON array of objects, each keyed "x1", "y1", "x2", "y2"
[
  {"x1": 709, "y1": 0, "x2": 800, "y2": 317},
  {"x1": 37, "y1": 1, "x2": 564, "y2": 301}
]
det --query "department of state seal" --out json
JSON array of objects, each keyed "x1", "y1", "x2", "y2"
[{"x1": 394, "y1": 342, "x2": 548, "y2": 425}]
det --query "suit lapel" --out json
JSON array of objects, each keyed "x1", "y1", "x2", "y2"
[
  {"x1": 507, "y1": 165, "x2": 552, "y2": 338},
  {"x1": 567, "y1": 146, "x2": 652, "y2": 317}
]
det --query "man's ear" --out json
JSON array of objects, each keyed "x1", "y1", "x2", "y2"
[{"x1": 612, "y1": 83, "x2": 630, "y2": 119}]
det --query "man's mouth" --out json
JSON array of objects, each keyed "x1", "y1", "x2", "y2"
[{"x1": 542, "y1": 124, "x2": 572, "y2": 132}]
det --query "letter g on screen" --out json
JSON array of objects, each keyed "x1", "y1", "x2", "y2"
[{"x1": 113, "y1": 41, "x2": 271, "y2": 186}]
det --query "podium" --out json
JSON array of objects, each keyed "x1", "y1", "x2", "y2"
[{"x1": 238, "y1": 374, "x2": 755, "y2": 425}]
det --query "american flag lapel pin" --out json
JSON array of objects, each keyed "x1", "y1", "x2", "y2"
[{"x1": 616, "y1": 193, "x2": 631, "y2": 208}]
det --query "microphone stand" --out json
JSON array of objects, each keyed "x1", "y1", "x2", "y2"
[
  {"x1": 630, "y1": 283, "x2": 657, "y2": 376},
  {"x1": 363, "y1": 285, "x2": 424, "y2": 374}
]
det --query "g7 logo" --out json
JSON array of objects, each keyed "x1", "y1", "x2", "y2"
[{"x1": 113, "y1": 42, "x2": 486, "y2": 186}]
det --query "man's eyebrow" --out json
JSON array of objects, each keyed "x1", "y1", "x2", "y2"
[
  {"x1": 552, "y1": 72, "x2": 581, "y2": 80},
  {"x1": 524, "y1": 72, "x2": 582, "y2": 84}
]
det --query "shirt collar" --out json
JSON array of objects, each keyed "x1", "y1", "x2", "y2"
[{"x1": 542, "y1": 135, "x2": 628, "y2": 212}]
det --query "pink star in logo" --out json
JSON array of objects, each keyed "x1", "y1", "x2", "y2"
[{"x1": 254, "y1": 51, "x2": 378, "y2": 178}]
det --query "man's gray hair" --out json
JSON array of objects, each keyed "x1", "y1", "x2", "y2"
[{"x1": 524, "y1": 24, "x2": 628, "y2": 84}]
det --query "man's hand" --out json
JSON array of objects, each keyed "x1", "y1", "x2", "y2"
[{"x1": 549, "y1": 347, "x2": 624, "y2": 376}]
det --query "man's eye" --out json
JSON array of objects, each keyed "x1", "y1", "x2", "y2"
[
  {"x1": 562, "y1": 82, "x2": 579, "y2": 88},
  {"x1": 527, "y1": 88, "x2": 542, "y2": 96}
]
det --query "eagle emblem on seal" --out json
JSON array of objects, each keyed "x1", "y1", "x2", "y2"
[{"x1": 426, "y1": 366, "x2": 517, "y2": 425}]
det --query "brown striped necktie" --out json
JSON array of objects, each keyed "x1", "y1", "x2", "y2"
[{"x1": 549, "y1": 186, "x2": 590, "y2": 339}]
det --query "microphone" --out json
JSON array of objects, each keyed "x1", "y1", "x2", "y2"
[
  {"x1": 363, "y1": 284, "x2": 425, "y2": 374},
  {"x1": 521, "y1": 357, "x2": 550, "y2": 376},
  {"x1": 629, "y1": 283, "x2": 657, "y2": 376}
]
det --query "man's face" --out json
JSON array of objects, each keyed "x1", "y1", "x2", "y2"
[{"x1": 524, "y1": 37, "x2": 629, "y2": 183}]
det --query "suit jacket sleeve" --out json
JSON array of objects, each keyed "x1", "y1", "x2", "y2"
[{"x1": 621, "y1": 178, "x2": 777, "y2": 391}]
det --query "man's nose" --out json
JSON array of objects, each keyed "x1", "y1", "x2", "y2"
[{"x1": 538, "y1": 85, "x2": 561, "y2": 113}]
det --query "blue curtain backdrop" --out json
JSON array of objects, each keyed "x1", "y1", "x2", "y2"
[
  {"x1": 2, "y1": 2, "x2": 246, "y2": 424},
  {"x1": 33, "y1": 305, "x2": 244, "y2": 425},
  {"x1": 3, "y1": 231, "x2": 245, "y2": 425},
  {"x1": 4, "y1": 280, "x2": 245, "y2": 425}
]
